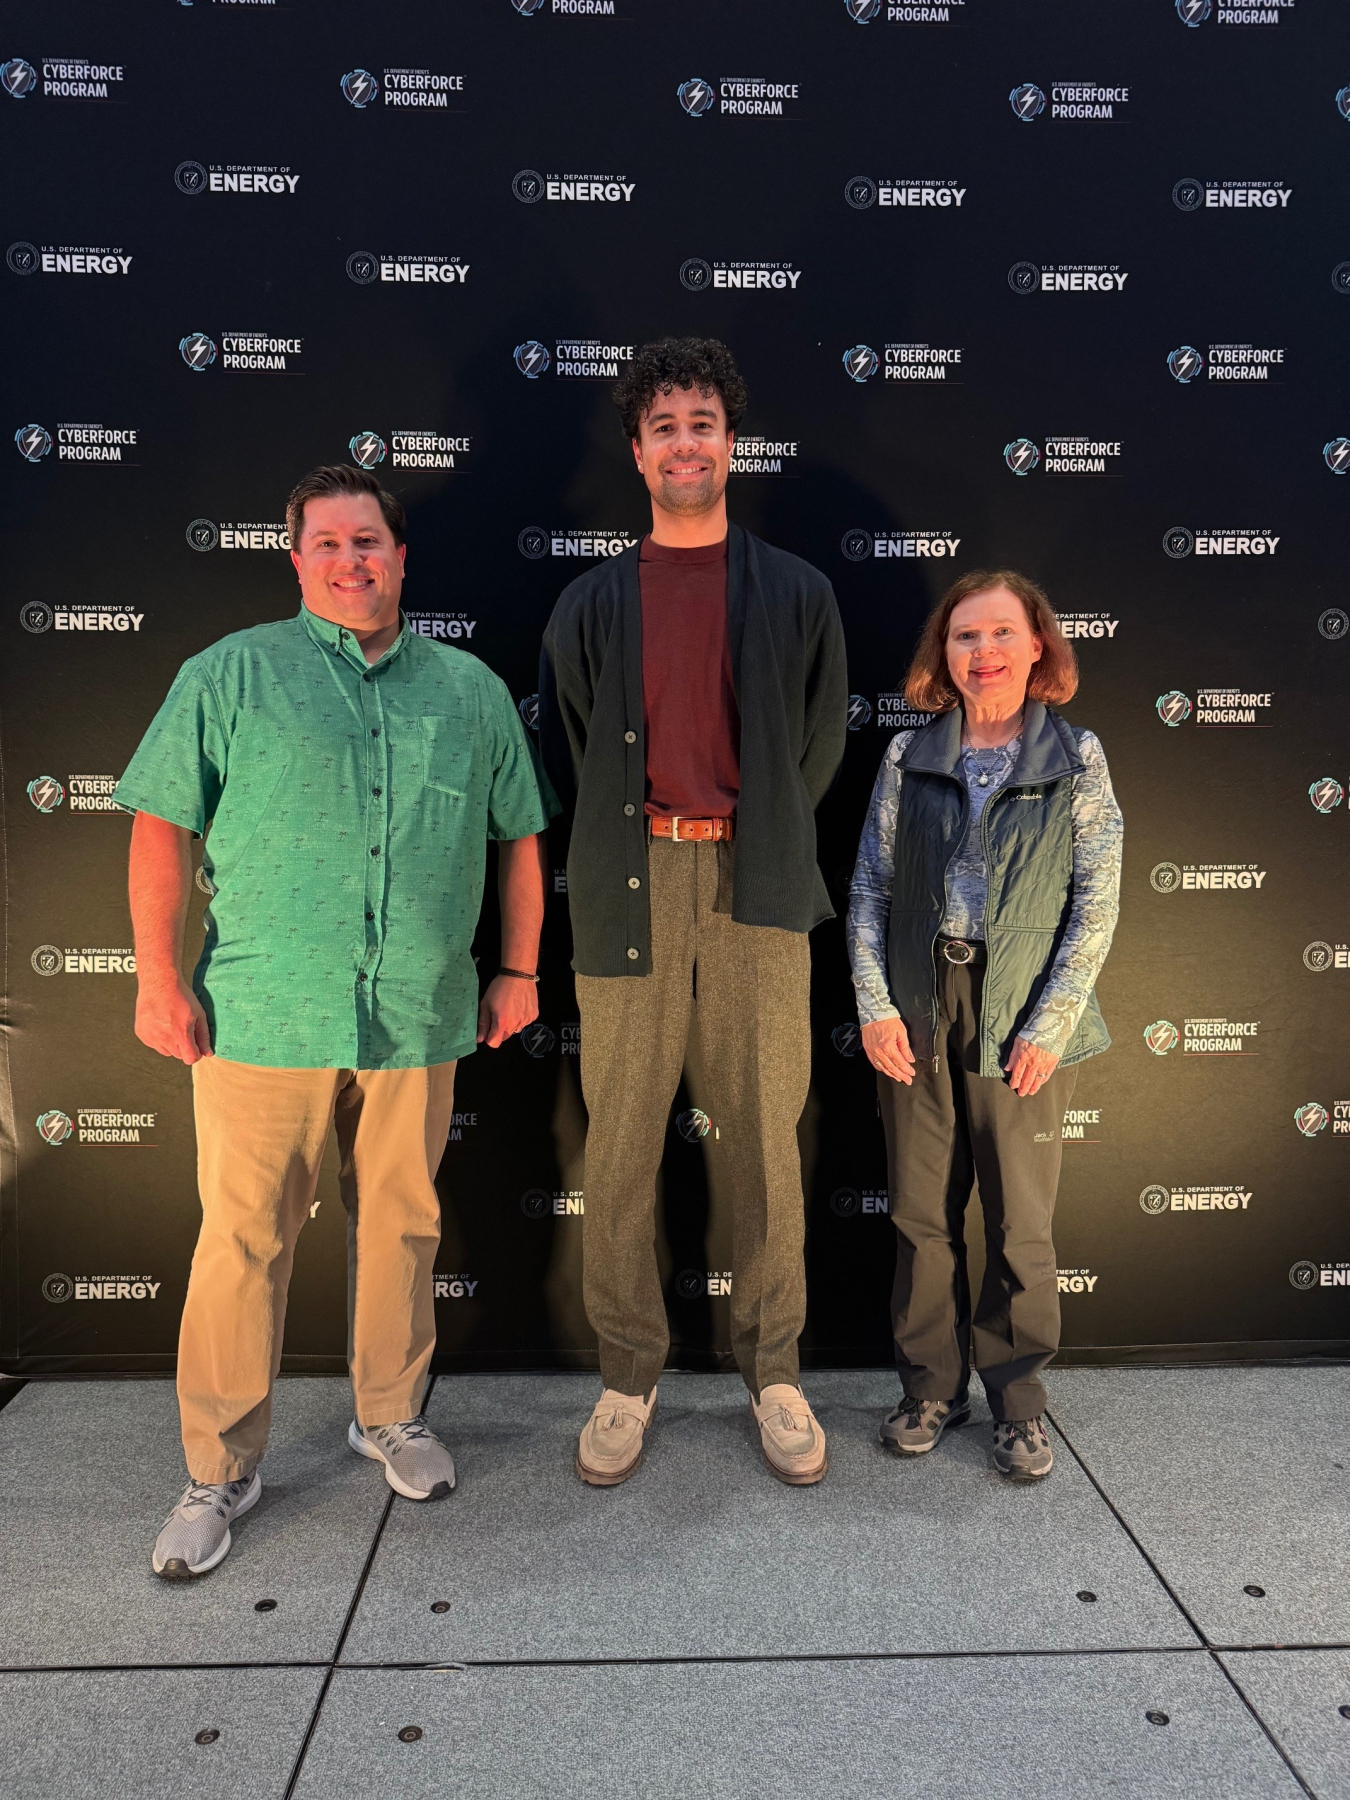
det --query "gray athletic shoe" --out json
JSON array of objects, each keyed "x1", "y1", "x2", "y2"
[
  {"x1": 152, "y1": 1472, "x2": 262, "y2": 1580},
  {"x1": 879, "y1": 1394, "x2": 971, "y2": 1457},
  {"x1": 348, "y1": 1416, "x2": 456, "y2": 1500},
  {"x1": 992, "y1": 1417, "x2": 1054, "y2": 1481}
]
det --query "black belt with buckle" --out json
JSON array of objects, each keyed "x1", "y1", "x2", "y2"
[{"x1": 937, "y1": 937, "x2": 985, "y2": 966}]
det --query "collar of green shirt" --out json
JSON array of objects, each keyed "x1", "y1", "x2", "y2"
[{"x1": 299, "y1": 602, "x2": 412, "y2": 674}]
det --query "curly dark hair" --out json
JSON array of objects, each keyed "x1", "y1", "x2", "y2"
[{"x1": 613, "y1": 337, "x2": 748, "y2": 438}]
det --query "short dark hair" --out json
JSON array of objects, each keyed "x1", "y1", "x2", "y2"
[
  {"x1": 613, "y1": 337, "x2": 748, "y2": 439},
  {"x1": 285, "y1": 465, "x2": 406, "y2": 550},
  {"x1": 905, "y1": 569, "x2": 1079, "y2": 713}
]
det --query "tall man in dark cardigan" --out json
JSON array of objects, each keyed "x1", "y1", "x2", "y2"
[{"x1": 539, "y1": 338, "x2": 847, "y2": 1486}]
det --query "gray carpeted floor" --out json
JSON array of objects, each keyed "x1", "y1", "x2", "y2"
[{"x1": 0, "y1": 1367, "x2": 1343, "y2": 1798}]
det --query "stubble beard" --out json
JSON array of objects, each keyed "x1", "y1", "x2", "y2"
[{"x1": 653, "y1": 465, "x2": 725, "y2": 518}]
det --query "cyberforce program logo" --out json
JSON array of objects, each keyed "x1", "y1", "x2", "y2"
[
  {"x1": 1338, "y1": 88, "x2": 1350, "y2": 123},
  {"x1": 1004, "y1": 438, "x2": 1040, "y2": 475},
  {"x1": 1308, "y1": 777, "x2": 1344, "y2": 813},
  {"x1": 1176, "y1": 0, "x2": 1210, "y2": 19},
  {"x1": 678, "y1": 77, "x2": 715, "y2": 116},
  {"x1": 27, "y1": 775, "x2": 65, "y2": 812},
  {"x1": 1168, "y1": 346, "x2": 1204, "y2": 383},
  {"x1": 845, "y1": 0, "x2": 965, "y2": 25},
  {"x1": 2, "y1": 58, "x2": 37, "y2": 97},
  {"x1": 847, "y1": 695, "x2": 873, "y2": 730},
  {"x1": 340, "y1": 69, "x2": 379, "y2": 107},
  {"x1": 1143, "y1": 1020, "x2": 1180, "y2": 1056},
  {"x1": 831, "y1": 1023, "x2": 862, "y2": 1057},
  {"x1": 1294, "y1": 1103, "x2": 1328, "y2": 1138},
  {"x1": 179, "y1": 332, "x2": 216, "y2": 372},
  {"x1": 1149, "y1": 1016, "x2": 1261, "y2": 1056},
  {"x1": 1009, "y1": 83, "x2": 1045, "y2": 120},
  {"x1": 1182, "y1": 0, "x2": 1300, "y2": 26},
  {"x1": 514, "y1": 340, "x2": 551, "y2": 378},
  {"x1": 518, "y1": 694, "x2": 540, "y2": 730},
  {"x1": 36, "y1": 1109, "x2": 72, "y2": 1145},
  {"x1": 1156, "y1": 687, "x2": 1273, "y2": 727},
  {"x1": 349, "y1": 431, "x2": 386, "y2": 469},
  {"x1": 519, "y1": 1022, "x2": 556, "y2": 1057},
  {"x1": 1010, "y1": 82, "x2": 1128, "y2": 121},
  {"x1": 842, "y1": 344, "x2": 879, "y2": 382},
  {"x1": 730, "y1": 436, "x2": 799, "y2": 476},
  {"x1": 1156, "y1": 690, "x2": 1192, "y2": 726},
  {"x1": 1324, "y1": 438, "x2": 1350, "y2": 475},
  {"x1": 1025, "y1": 437, "x2": 1123, "y2": 474},
  {"x1": 676, "y1": 1108, "x2": 712, "y2": 1141},
  {"x1": 15, "y1": 423, "x2": 51, "y2": 462}
]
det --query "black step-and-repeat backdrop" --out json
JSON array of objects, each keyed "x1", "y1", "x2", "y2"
[{"x1": 3, "y1": 1, "x2": 1348, "y2": 1379}]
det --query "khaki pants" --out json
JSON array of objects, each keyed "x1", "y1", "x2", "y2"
[
  {"x1": 180, "y1": 1057, "x2": 456, "y2": 1482},
  {"x1": 575, "y1": 838, "x2": 812, "y2": 1400}
]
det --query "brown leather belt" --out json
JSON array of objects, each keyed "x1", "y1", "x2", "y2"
[{"x1": 649, "y1": 815, "x2": 735, "y2": 843}]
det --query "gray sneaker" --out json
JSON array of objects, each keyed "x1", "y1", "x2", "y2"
[
  {"x1": 152, "y1": 1472, "x2": 262, "y2": 1580},
  {"x1": 879, "y1": 1395, "x2": 971, "y2": 1457},
  {"x1": 992, "y1": 1417, "x2": 1054, "y2": 1481},
  {"x1": 348, "y1": 1416, "x2": 456, "y2": 1499}
]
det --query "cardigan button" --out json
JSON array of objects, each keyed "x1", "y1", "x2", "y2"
[
  {"x1": 623, "y1": 730, "x2": 637, "y2": 744},
  {"x1": 623, "y1": 803, "x2": 636, "y2": 816},
  {"x1": 626, "y1": 947, "x2": 639, "y2": 960},
  {"x1": 628, "y1": 877, "x2": 641, "y2": 889}
]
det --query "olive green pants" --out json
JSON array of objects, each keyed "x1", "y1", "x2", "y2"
[{"x1": 575, "y1": 839, "x2": 812, "y2": 1400}]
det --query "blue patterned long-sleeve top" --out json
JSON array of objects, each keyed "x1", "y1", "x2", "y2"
[{"x1": 847, "y1": 726, "x2": 1124, "y2": 1057}]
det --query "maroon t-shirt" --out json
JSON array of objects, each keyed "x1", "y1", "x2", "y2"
[{"x1": 638, "y1": 534, "x2": 740, "y2": 819}]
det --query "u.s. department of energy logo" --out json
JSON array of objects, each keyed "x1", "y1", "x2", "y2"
[
  {"x1": 679, "y1": 257, "x2": 712, "y2": 292},
  {"x1": 1139, "y1": 1184, "x2": 1170, "y2": 1215},
  {"x1": 1009, "y1": 83, "x2": 1045, "y2": 121},
  {"x1": 174, "y1": 160, "x2": 207, "y2": 195},
  {"x1": 1324, "y1": 438, "x2": 1350, "y2": 475},
  {"x1": 1007, "y1": 261, "x2": 1040, "y2": 295},
  {"x1": 340, "y1": 69, "x2": 379, "y2": 108},
  {"x1": 519, "y1": 1022, "x2": 556, "y2": 1057},
  {"x1": 1168, "y1": 346, "x2": 1204, "y2": 383},
  {"x1": 1319, "y1": 608, "x2": 1349, "y2": 641},
  {"x1": 348, "y1": 431, "x2": 386, "y2": 469},
  {"x1": 517, "y1": 527, "x2": 548, "y2": 560},
  {"x1": 1004, "y1": 438, "x2": 1040, "y2": 475},
  {"x1": 2, "y1": 58, "x2": 37, "y2": 98},
  {"x1": 31, "y1": 945, "x2": 63, "y2": 977},
  {"x1": 1304, "y1": 941, "x2": 1334, "y2": 972},
  {"x1": 346, "y1": 250, "x2": 378, "y2": 285},
  {"x1": 519, "y1": 1188, "x2": 550, "y2": 1218},
  {"x1": 841, "y1": 344, "x2": 879, "y2": 382},
  {"x1": 1150, "y1": 861, "x2": 1182, "y2": 893},
  {"x1": 674, "y1": 1269, "x2": 705, "y2": 1299},
  {"x1": 512, "y1": 169, "x2": 544, "y2": 202},
  {"x1": 42, "y1": 1272, "x2": 74, "y2": 1303},
  {"x1": 845, "y1": 176, "x2": 878, "y2": 208},
  {"x1": 15, "y1": 423, "x2": 51, "y2": 462},
  {"x1": 1163, "y1": 526, "x2": 1195, "y2": 559},
  {"x1": 1172, "y1": 178, "x2": 1203, "y2": 211},
  {"x1": 186, "y1": 517, "x2": 220, "y2": 552},
  {"x1": 7, "y1": 240, "x2": 38, "y2": 274},
  {"x1": 1156, "y1": 690, "x2": 1192, "y2": 726},
  {"x1": 179, "y1": 332, "x2": 216, "y2": 372},
  {"x1": 841, "y1": 529, "x2": 874, "y2": 562},
  {"x1": 21, "y1": 600, "x2": 52, "y2": 632},
  {"x1": 1295, "y1": 1102, "x2": 1329, "y2": 1139},
  {"x1": 514, "y1": 340, "x2": 550, "y2": 378},
  {"x1": 1308, "y1": 777, "x2": 1345, "y2": 814},
  {"x1": 1176, "y1": 0, "x2": 1211, "y2": 23},
  {"x1": 1143, "y1": 1020, "x2": 1180, "y2": 1056},
  {"x1": 27, "y1": 775, "x2": 65, "y2": 812},
  {"x1": 37, "y1": 1110, "x2": 73, "y2": 1145},
  {"x1": 676, "y1": 1108, "x2": 711, "y2": 1141},
  {"x1": 830, "y1": 1187, "x2": 863, "y2": 1217},
  {"x1": 678, "y1": 77, "x2": 715, "y2": 117},
  {"x1": 1289, "y1": 1258, "x2": 1318, "y2": 1290}
]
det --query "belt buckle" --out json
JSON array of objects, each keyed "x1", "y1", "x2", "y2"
[
  {"x1": 670, "y1": 815, "x2": 682, "y2": 842},
  {"x1": 943, "y1": 938, "x2": 974, "y2": 966}
]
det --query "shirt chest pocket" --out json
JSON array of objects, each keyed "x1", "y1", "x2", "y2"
[{"x1": 420, "y1": 712, "x2": 476, "y2": 798}]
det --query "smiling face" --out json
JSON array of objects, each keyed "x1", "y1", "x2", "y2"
[
  {"x1": 290, "y1": 492, "x2": 405, "y2": 632},
  {"x1": 631, "y1": 384, "x2": 733, "y2": 520},
  {"x1": 945, "y1": 586, "x2": 1043, "y2": 714}
]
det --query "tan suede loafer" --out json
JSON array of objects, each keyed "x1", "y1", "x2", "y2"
[
  {"x1": 576, "y1": 1387, "x2": 657, "y2": 1486},
  {"x1": 751, "y1": 1384, "x2": 828, "y2": 1486}
]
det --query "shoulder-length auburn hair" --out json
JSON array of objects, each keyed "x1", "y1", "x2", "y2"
[{"x1": 903, "y1": 569, "x2": 1079, "y2": 715}]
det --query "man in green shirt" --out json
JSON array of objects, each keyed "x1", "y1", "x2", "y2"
[{"x1": 117, "y1": 465, "x2": 554, "y2": 1580}]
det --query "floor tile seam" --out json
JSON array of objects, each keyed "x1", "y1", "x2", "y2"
[
  {"x1": 331, "y1": 1645, "x2": 1215, "y2": 1673},
  {"x1": 1210, "y1": 1650, "x2": 1318, "y2": 1799},
  {"x1": 1044, "y1": 1406, "x2": 1211, "y2": 1649}
]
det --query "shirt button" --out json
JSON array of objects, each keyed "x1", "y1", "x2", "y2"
[
  {"x1": 363, "y1": 672, "x2": 373, "y2": 683},
  {"x1": 628, "y1": 877, "x2": 641, "y2": 889},
  {"x1": 356, "y1": 971, "x2": 368, "y2": 983},
  {"x1": 623, "y1": 803, "x2": 636, "y2": 817},
  {"x1": 371, "y1": 727, "x2": 381, "y2": 738},
  {"x1": 372, "y1": 787, "x2": 382, "y2": 798},
  {"x1": 626, "y1": 947, "x2": 640, "y2": 960},
  {"x1": 624, "y1": 730, "x2": 637, "y2": 744},
  {"x1": 370, "y1": 846, "x2": 381, "y2": 857},
  {"x1": 365, "y1": 911, "x2": 375, "y2": 922}
]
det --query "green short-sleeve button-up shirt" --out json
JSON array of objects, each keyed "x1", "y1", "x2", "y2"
[{"x1": 114, "y1": 607, "x2": 557, "y2": 1070}]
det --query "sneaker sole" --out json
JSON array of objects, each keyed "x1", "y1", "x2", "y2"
[
  {"x1": 576, "y1": 1398, "x2": 656, "y2": 1487},
  {"x1": 995, "y1": 1458, "x2": 1054, "y2": 1483},
  {"x1": 880, "y1": 1405, "x2": 971, "y2": 1458},
  {"x1": 348, "y1": 1421, "x2": 454, "y2": 1501},
  {"x1": 152, "y1": 1473, "x2": 262, "y2": 1580}
]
